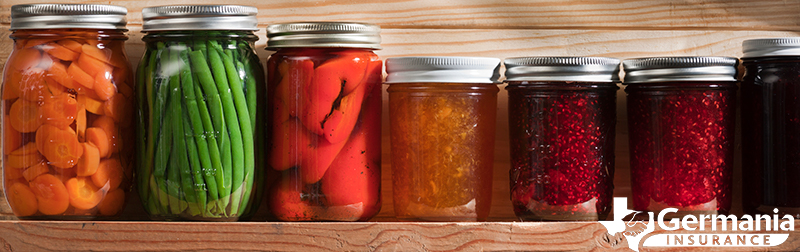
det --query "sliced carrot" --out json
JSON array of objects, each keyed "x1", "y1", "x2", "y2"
[
  {"x1": 8, "y1": 48, "x2": 42, "y2": 71},
  {"x1": 57, "y1": 39, "x2": 83, "y2": 53},
  {"x1": 85, "y1": 127, "x2": 110, "y2": 157},
  {"x1": 77, "y1": 142, "x2": 100, "y2": 176},
  {"x1": 35, "y1": 124, "x2": 58, "y2": 155},
  {"x1": 93, "y1": 72, "x2": 116, "y2": 101},
  {"x1": 5, "y1": 166, "x2": 24, "y2": 181},
  {"x1": 117, "y1": 81, "x2": 134, "y2": 99},
  {"x1": 92, "y1": 158, "x2": 123, "y2": 190},
  {"x1": 92, "y1": 116, "x2": 118, "y2": 155},
  {"x1": 67, "y1": 63, "x2": 94, "y2": 89},
  {"x1": 24, "y1": 39, "x2": 54, "y2": 49},
  {"x1": 80, "y1": 44, "x2": 112, "y2": 65},
  {"x1": 4, "y1": 118, "x2": 22, "y2": 155},
  {"x1": 108, "y1": 48, "x2": 128, "y2": 69},
  {"x1": 65, "y1": 177, "x2": 102, "y2": 210},
  {"x1": 40, "y1": 127, "x2": 83, "y2": 169},
  {"x1": 7, "y1": 151, "x2": 44, "y2": 169},
  {"x1": 3, "y1": 70, "x2": 22, "y2": 100},
  {"x1": 99, "y1": 189, "x2": 124, "y2": 216},
  {"x1": 103, "y1": 93, "x2": 127, "y2": 123},
  {"x1": 17, "y1": 69, "x2": 48, "y2": 102},
  {"x1": 45, "y1": 61, "x2": 76, "y2": 89},
  {"x1": 9, "y1": 99, "x2": 42, "y2": 133},
  {"x1": 22, "y1": 161, "x2": 49, "y2": 181},
  {"x1": 44, "y1": 77, "x2": 66, "y2": 96},
  {"x1": 76, "y1": 105, "x2": 87, "y2": 139},
  {"x1": 29, "y1": 173, "x2": 70, "y2": 215},
  {"x1": 42, "y1": 42, "x2": 78, "y2": 62},
  {"x1": 77, "y1": 93, "x2": 104, "y2": 115},
  {"x1": 77, "y1": 53, "x2": 112, "y2": 78},
  {"x1": 10, "y1": 142, "x2": 38, "y2": 156},
  {"x1": 7, "y1": 182, "x2": 38, "y2": 216},
  {"x1": 40, "y1": 93, "x2": 78, "y2": 129}
]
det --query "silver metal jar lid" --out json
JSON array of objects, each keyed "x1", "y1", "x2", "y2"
[
  {"x1": 142, "y1": 5, "x2": 258, "y2": 32},
  {"x1": 266, "y1": 22, "x2": 381, "y2": 50},
  {"x1": 385, "y1": 57, "x2": 501, "y2": 84},
  {"x1": 504, "y1": 57, "x2": 620, "y2": 82},
  {"x1": 622, "y1": 56, "x2": 738, "y2": 84},
  {"x1": 10, "y1": 4, "x2": 127, "y2": 30},
  {"x1": 743, "y1": 38, "x2": 800, "y2": 58}
]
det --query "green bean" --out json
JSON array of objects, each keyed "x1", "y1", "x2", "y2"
[
  {"x1": 219, "y1": 46, "x2": 255, "y2": 214},
  {"x1": 208, "y1": 41, "x2": 247, "y2": 214},
  {"x1": 178, "y1": 47, "x2": 210, "y2": 215},
  {"x1": 136, "y1": 49, "x2": 152, "y2": 203},
  {"x1": 188, "y1": 50, "x2": 228, "y2": 212},
  {"x1": 152, "y1": 44, "x2": 173, "y2": 209}
]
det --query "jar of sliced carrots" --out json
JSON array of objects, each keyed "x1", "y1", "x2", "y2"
[
  {"x1": 2, "y1": 4, "x2": 132, "y2": 219},
  {"x1": 265, "y1": 22, "x2": 383, "y2": 221},
  {"x1": 137, "y1": 5, "x2": 265, "y2": 221}
]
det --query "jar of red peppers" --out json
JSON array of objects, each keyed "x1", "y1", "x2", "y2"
[
  {"x1": 2, "y1": 4, "x2": 133, "y2": 219},
  {"x1": 623, "y1": 57, "x2": 737, "y2": 216},
  {"x1": 504, "y1": 57, "x2": 619, "y2": 221},
  {"x1": 265, "y1": 22, "x2": 382, "y2": 221},
  {"x1": 386, "y1": 57, "x2": 500, "y2": 221},
  {"x1": 741, "y1": 38, "x2": 800, "y2": 217}
]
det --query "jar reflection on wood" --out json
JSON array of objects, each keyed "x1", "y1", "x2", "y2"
[
  {"x1": 624, "y1": 57, "x2": 737, "y2": 216},
  {"x1": 504, "y1": 57, "x2": 619, "y2": 221},
  {"x1": 265, "y1": 22, "x2": 383, "y2": 221},
  {"x1": 136, "y1": 5, "x2": 265, "y2": 220},
  {"x1": 742, "y1": 38, "x2": 800, "y2": 218},
  {"x1": 387, "y1": 57, "x2": 500, "y2": 221},
  {"x1": 3, "y1": 4, "x2": 133, "y2": 219}
]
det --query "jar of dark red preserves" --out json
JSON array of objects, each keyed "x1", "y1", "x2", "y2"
[
  {"x1": 624, "y1": 57, "x2": 737, "y2": 216},
  {"x1": 2, "y1": 4, "x2": 133, "y2": 219},
  {"x1": 265, "y1": 22, "x2": 382, "y2": 221},
  {"x1": 504, "y1": 57, "x2": 619, "y2": 221},
  {"x1": 386, "y1": 56, "x2": 500, "y2": 221},
  {"x1": 741, "y1": 38, "x2": 800, "y2": 217}
]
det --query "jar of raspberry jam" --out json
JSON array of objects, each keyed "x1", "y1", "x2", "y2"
[
  {"x1": 741, "y1": 38, "x2": 800, "y2": 218},
  {"x1": 386, "y1": 57, "x2": 500, "y2": 221},
  {"x1": 504, "y1": 57, "x2": 619, "y2": 221},
  {"x1": 623, "y1": 57, "x2": 737, "y2": 216},
  {"x1": 265, "y1": 22, "x2": 382, "y2": 221}
]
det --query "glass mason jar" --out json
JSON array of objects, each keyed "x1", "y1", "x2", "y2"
[
  {"x1": 504, "y1": 57, "x2": 619, "y2": 221},
  {"x1": 137, "y1": 5, "x2": 265, "y2": 220},
  {"x1": 386, "y1": 57, "x2": 500, "y2": 221},
  {"x1": 741, "y1": 38, "x2": 800, "y2": 217},
  {"x1": 2, "y1": 4, "x2": 133, "y2": 219},
  {"x1": 624, "y1": 57, "x2": 737, "y2": 216},
  {"x1": 265, "y1": 22, "x2": 382, "y2": 221}
]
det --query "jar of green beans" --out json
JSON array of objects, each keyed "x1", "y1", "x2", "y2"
[{"x1": 136, "y1": 5, "x2": 265, "y2": 220}]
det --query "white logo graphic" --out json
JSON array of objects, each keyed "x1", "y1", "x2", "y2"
[{"x1": 599, "y1": 197, "x2": 794, "y2": 251}]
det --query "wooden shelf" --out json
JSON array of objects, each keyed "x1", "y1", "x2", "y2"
[{"x1": 1, "y1": 220, "x2": 799, "y2": 251}]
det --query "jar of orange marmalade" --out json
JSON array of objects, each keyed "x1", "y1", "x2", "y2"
[
  {"x1": 3, "y1": 4, "x2": 133, "y2": 219},
  {"x1": 386, "y1": 57, "x2": 500, "y2": 221}
]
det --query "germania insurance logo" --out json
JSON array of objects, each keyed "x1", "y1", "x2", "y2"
[{"x1": 599, "y1": 198, "x2": 795, "y2": 251}]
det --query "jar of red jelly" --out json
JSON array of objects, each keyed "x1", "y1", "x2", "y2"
[
  {"x1": 504, "y1": 57, "x2": 619, "y2": 221},
  {"x1": 2, "y1": 4, "x2": 133, "y2": 219},
  {"x1": 386, "y1": 56, "x2": 500, "y2": 221},
  {"x1": 741, "y1": 38, "x2": 800, "y2": 217},
  {"x1": 265, "y1": 22, "x2": 382, "y2": 221},
  {"x1": 623, "y1": 57, "x2": 737, "y2": 216}
]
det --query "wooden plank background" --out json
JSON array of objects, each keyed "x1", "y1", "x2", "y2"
[{"x1": 0, "y1": 0, "x2": 799, "y2": 251}]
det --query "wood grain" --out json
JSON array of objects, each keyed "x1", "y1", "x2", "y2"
[{"x1": 2, "y1": 0, "x2": 800, "y2": 30}]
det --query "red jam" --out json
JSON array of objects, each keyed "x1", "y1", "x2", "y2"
[
  {"x1": 508, "y1": 82, "x2": 617, "y2": 221},
  {"x1": 627, "y1": 82, "x2": 736, "y2": 214}
]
